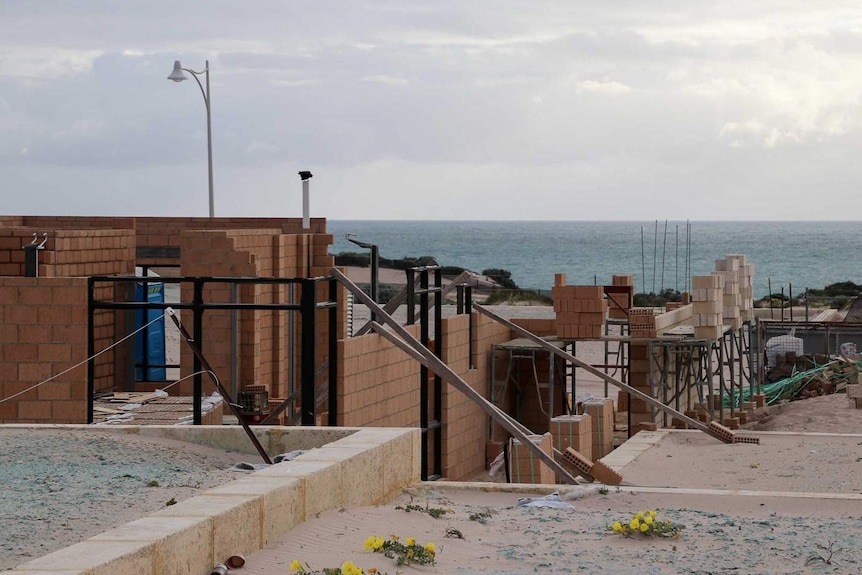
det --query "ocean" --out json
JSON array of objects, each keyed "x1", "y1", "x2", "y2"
[{"x1": 327, "y1": 221, "x2": 862, "y2": 299}]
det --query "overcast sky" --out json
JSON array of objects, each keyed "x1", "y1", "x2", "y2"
[{"x1": 2, "y1": 2, "x2": 862, "y2": 220}]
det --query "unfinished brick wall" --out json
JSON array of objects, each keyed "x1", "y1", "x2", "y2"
[
  {"x1": 0, "y1": 227, "x2": 135, "y2": 277},
  {"x1": 336, "y1": 325, "x2": 422, "y2": 427},
  {"x1": 172, "y1": 229, "x2": 338, "y2": 404},
  {"x1": 440, "y1": 313, "x2": 511, "y2": 480},
  {"x1": 135, "y1": 217, "x2": 328, "y2": 267},
  {"x1": 0, "y1": 277, "x2": 91, "y2": 423}
]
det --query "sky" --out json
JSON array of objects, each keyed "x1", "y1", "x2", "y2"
[{"x1": 3, "y1": 1, "x2": 862, "y2": 220}]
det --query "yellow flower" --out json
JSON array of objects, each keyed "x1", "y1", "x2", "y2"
[
  {"x1": 640, "y1": 522, "x2": 649, "y2": 533},
  {"x1": 340, "y1": 560, "x2": 362, "y2": 575},
  {"x1": 425, "y1": 542, "x2": 436, "y2": 554},
  {"x1": 648, "y1": 510, "x2": 658, "y2": 518},
  {"x1": 373, "y1": 536, "x2": 385, "y2": 550},
  {"x1": 406, "y1": 537, "x2": 416, "y2": 546},
  {"x1": 289, "y1": 560, "x2": 303, "y2": 571},
  {"x1": 363, "y1": 535, "x2": 377, "y2": 551},
  {"x1": 612, "y1": 521, "x2": 622, "y2": 532},
  {"x1": 635, "y1": 511, "x2": 644, "y2": 520},
  {"x1": 406, "y1": 549, "x2": 414, "y2": 559},
  {"x1": 390, "y1": 533, "x2": 399, "y2": 541},
  {"x1": 629, "y1": 518, "x2": 640, "y2": 530},
  {"x1": 644, "y1": 516, "x2": 653, "y2": 525}
]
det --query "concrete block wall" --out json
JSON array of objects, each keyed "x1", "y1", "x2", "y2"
[{"x1": 0, "y1": 278, "x2": 90, "y2": 423}]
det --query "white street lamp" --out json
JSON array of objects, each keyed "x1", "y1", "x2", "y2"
[{"x1": 168, "y1": 59, "x2": 215, "y2": 218}]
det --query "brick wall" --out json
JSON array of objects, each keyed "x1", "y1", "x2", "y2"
[
  {"x1": 336, "y1": 325, "x2": 422, "y2": 427},
  {"x1": 175, "y1": 229, "x2": 338, "y2": 407},
  {"x1": 0, "y1": 227, "x2": 135, "y2": 277},
  {"x1": 0, "y1": 277, "x2": 90, "y2": 423},
  {"x1": 440, "y1": 313, "x2": 511, "y2": 480}
]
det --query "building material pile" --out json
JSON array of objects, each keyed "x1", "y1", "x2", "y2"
[
  {"x1": 552, "y1": 275, "x2": 607, "y2": 339},
  {"x1": 629, "y1": 308, "x2": 656, "y2": 338},
  {"x1": 608, "y1": 275, "x2": 634, "y2": 319},
  {"x1": 692, "y1": 274, "x2": 724, "y2": 340}
]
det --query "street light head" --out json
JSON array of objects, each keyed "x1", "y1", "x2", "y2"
[
  {"x1": 167, "y1": 60, "x2": 188, "y2": 82},
  {"x1": 298, "y1": 170, "x2": 313, "y2": 181}
]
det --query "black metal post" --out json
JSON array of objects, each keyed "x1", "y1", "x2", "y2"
[
  {"x1": 300, "y1": 278, "x2": 317, "y2": 426},
  {"x1": 419, "y1": 269, "x2": 430, "y2": 479},
  {"x1": 166, "y1": 310, "x2": 273, "y2": 464},
  {"x1": 87, "y1": 277, "x2": 96, "y2": 424},
  {"x1": 370, "y1": 245, "x2": 379, "y2": 323},
  {"x1": 406, "y1": 268, "x2": 415, "y2": 325},
  {"x1": 466, "y1": 284, "x2": 474, "y2": 369},
  {"x1": 432, "y1": 267, "x2": 443, "y2": 479},
  {"x1": 328, "y1": 278, "x2": 339, "y2": 426},
  {"x1": 192, "y1": 278, "x2": 204, "y2": 425}
]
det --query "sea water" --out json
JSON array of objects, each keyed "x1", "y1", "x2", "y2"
[{"x1": 327, "y1": 220, "x2": 862, "y2": 299}]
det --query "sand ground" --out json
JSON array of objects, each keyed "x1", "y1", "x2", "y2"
[{"x1": 0, "y1": 429, "x2": 242, "y2": 570}]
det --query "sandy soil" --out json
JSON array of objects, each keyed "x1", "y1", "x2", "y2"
[
  {"x1": 241, "y1": 392, "x2": 862, "y2": 575},
  {"x1": 244, "y1": 484, "x2": 861, "y2": 575},
  {"x1": 0, "y1": 429, "x2": 242, "y2": 570}
]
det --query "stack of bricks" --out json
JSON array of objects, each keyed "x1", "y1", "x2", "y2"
[
  {"x1": 552, "y1": 274, "x2": 607, "y2": 339},
  {"x1": 509, "y1": 433, "x2": 555, "y2": 484},
  {"x1": 726, "y1": 255, "x2": 755, "y2": 322},
  {"x1": 550, "y1": 414, "x2": 592, "y2": 460},
  {"x1": 582, "y1": 398, "x2": 615, "y2": 459},
  {"x1": 713, "y1": 260, "x2": 741, "y2": 331},
  {"x1": 628, "y1": 308, "x2": 656, "y2": 338},
  {"x1": 692, "y1": 274, "x2": 724, "y2": 340},
  {"x1": 625, "y1": 343, "x2": 661, "y2": 433},
  {"x1": 608, "y1": 274, "x2": 634, "y2": 319}
]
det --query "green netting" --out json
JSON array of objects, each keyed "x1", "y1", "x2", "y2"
[{"x1": 723, "y1": 359, "x2": 860, "y2": 408}]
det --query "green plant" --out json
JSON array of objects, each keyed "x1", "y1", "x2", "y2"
[
  {"x1": 599, "y1": 486, "x2": 609, "y2": 495},
  {"x1": 165, "y1": 497, "x2": 177, "y2": 506},
  {"x1": 469, "y1": 509, "x2": 493, "y2": 524},
  {"x1": 394, "y1": 503, "x2": 449, "y2": 518},
  {"x1": 364, "y1": 535, "x2": 437, "y2": 566},
  {"x1": 147, "y1": 479, "x2": 159, "y2": 487},
  {"x1": 608, "y1": 510, "x2": 684, "y2": 539}
]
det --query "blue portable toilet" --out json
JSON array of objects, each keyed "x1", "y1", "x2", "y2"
[{"x1": 135, "y1": 281, "x2": 166, "y2": 380}]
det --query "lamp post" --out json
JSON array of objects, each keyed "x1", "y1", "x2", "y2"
[{"x1": 168, "y1": 59, "x2": 215, "y2": 218}]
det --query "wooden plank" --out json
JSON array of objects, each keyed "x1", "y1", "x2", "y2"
[{"x1": 93, "y1": 406, "x2": 124, "y2": 414}]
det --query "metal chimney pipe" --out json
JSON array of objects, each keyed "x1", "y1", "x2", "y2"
[{"x1": 298, "y1": 171, "x2": 313, "y2": 229}]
